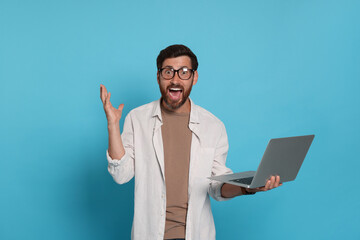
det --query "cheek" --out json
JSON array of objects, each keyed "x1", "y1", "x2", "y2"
[
  {"x1": 184, "y1": 82, "x2": 193, "y2": 91},
  {"x1": 159, "y1": 82, "x2": 168, "y2": 91}
]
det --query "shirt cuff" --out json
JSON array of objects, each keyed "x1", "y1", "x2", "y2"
[
  {"x1": 213, "y1": 182, "x2": 233, "y2": 201},
  {"x1": 106, "y1": 150, "x2": 127, "y2": 166}
]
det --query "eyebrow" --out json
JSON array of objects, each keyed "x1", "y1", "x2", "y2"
[{"x1": 162, "y1": 65, "x2": 190, "y2": 69}]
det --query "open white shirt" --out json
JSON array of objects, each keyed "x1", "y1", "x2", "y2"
[{"x1": 107, "y1": 99, "x2": 233, "y2": 240}]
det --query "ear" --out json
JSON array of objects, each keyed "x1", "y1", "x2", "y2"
[
  {"x1": 157, "y1": 71, "x2": 160, "y2": 84},
  {"x1": 192, "y1": 70, "x2": 198, "y2": 86}
]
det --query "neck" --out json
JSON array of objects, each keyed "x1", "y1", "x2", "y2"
[{"x1": 161, "y1": 98, "x2": 191, "y2": 114}]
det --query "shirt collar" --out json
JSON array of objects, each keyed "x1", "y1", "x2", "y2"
[{"x1": 151, "y1": 98, "x2": 200, "y2": 124}]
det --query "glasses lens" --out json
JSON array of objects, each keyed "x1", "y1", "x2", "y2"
[
  {"x1": 161, "y1": 68, "x2": 174, "y2": 79},
  {"x1": 178, "y1": 67, "x2": 192, "y2": 80}
]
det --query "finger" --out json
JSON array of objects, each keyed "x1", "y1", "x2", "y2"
[
  {"x1": 100, "y1": 84, "x2": 108, "y2": 103},
  {"x1": 269, "y1": 176, "x2": 276, "y2": 189},
  {"x1": 265, "y1": 179, "x2": 271, "y2": 190},
  {"x1": 104, "y1": 91, "x2": 109, "y2": 106},
  {"x1": 274, "y1": 175, "x2": 281, "y2": 188},
  {"x1": 101, "y1": 84, "x2": 108, "y2": 93},
  {"x1": 106, "y1": 92, "x2": 111, "y2": 106},
  {"x1": 118, "y1": 103, "x2": 124, "y2": 111},
  {"x1": 103, "y1": 89, "x2": 107, "y2": 105},
  {"x1": 100, "y1": 84, "x2": 105, "y2": 103}
]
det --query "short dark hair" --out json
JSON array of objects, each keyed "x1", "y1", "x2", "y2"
[{"x1": 156, "y1": 44, "x2": 198, "y2": 70}]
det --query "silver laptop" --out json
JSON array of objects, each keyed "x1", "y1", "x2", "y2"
[{"x1": 209, "y1": 135, "x2": 315, "y2": 188}]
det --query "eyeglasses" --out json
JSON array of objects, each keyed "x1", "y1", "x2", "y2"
[{"x1": 158, "y1": 67, "x2": 195, "y2": 80}]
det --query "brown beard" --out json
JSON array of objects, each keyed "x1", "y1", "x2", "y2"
[{"x1": 160, "y1": 80, "x2": 193, "y2": 110}]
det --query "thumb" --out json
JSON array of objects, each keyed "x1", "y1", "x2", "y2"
[{"x1": 118, "y1": 103, "x2": 124, "y2": 111}]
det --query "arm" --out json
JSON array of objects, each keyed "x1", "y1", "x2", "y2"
[
  {"x1": 100, "y1": 84, "x2": 125, "y2": 160},
  {"x1": 101, "y1": 84, "x2": 134, "y2": 184},
  {"x1": 221, "y1": 183, "x2": 246, "y2": 198},
  {"x1": 108, "y1": 123, "x2": 125, "y2": 160},
  {"x1": 221, "y1": 175, "x2": 282, "y2": 198},
  {"x1": 208, "y1": 122, "x2": 234, "y2": 201}
]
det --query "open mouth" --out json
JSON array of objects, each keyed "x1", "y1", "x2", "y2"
[{"x1": 168, "y1": 87, "x2": 183, "y2": 101}]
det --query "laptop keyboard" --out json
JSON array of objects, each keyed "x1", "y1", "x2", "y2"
[{"x1": 230, "y1": 177, "x2": 254, "y2": 185}]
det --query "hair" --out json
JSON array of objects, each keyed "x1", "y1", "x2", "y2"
[{"x1": 156, "y1": 44, "x2": 198, "y2": 70}]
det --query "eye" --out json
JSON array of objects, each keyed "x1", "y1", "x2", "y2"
[
  {"x1": 163, "y1": 68, "x2": 173, "y2": 75},
  {"x1": 180, "y1": 68, "x2": 189, "y2": 75}
]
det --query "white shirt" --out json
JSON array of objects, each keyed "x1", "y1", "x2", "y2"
[{"x1": 107, "y1": 99, "x2": 233, "y2": 240}]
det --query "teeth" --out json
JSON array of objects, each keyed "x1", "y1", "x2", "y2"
[{"x1": 170, "y1": 88, "x2": 181, "y2": 91}]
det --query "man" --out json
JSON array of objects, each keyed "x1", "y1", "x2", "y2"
[{"x1": 100, "y1": 44, "x2": 281, "y2": 240}]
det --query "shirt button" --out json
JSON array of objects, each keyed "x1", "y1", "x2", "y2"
[{"x1": 161, "y1": 194, "x2": 165, "y2": 199}]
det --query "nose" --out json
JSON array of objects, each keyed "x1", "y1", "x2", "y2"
[{"x1": 170, "y1": 72, "x2": 181, "y2": 84}]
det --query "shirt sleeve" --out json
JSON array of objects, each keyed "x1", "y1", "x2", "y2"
[
  {"x1": 208, "y1": 121, "x2": 234, "y2": 201},
  {"x1": 107, "y1": 113, "x2": 135, "y2": 184}
]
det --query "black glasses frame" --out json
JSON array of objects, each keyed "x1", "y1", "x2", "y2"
[{"x1": 158, "y1": 67, "x2": 195, "y2": 80}]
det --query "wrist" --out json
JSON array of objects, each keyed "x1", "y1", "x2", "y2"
[
  {"x1": 107, "y1": 122, "x2": 120, "y2": 130},
  {"x1": 242, "y1": 187, "x2": 256, "y2": 195}
]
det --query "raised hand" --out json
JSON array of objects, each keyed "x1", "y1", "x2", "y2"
[
  {"x1": 100, "y1": 84, "x2": 124, "y2": 126},
  {"x1": 100, "y1": 84, "x2": 126, "y2": 160}
]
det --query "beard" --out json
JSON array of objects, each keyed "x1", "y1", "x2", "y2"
[{"x1": 160, "y1": 80, "x2": 193, "y2": 110}]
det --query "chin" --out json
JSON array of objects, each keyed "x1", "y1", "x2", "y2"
[{"x1": 164, "y1": 97, "x2": 186, "y2": 110}]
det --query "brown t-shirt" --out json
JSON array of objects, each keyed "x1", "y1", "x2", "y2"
[{"x1": 161, "y1": 106, "x2": 192, "y2": 240}]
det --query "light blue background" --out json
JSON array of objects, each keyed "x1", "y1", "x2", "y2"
[{"x1": 1, "y1": 0, "x2": 359, "y2": 239}]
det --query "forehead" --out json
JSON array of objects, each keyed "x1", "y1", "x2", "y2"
[{"x1": 162, "y1": 56, "x2": 192, "y2": 68}]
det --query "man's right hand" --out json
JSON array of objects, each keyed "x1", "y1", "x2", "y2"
[
  {"x1": 100, "y1": 84, "x2": 124, "y2": 126},
  {"x1": 100, "y1": 84, "x2": 126, "y2": 160}
]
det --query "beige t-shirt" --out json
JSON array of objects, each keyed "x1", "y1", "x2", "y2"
[{"x1": 161, "y1": 106, "x2": 192, "y2": 240}]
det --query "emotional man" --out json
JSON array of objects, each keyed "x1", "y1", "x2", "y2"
[{"x1": 100, "y1": 44, "x2": 281, "y2": 240}]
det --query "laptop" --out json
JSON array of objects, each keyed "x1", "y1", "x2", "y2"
[{"x1": 209, "y1": 135, "x2": 315, "y2": 188}]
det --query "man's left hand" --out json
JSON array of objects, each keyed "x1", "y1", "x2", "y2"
[{"x1": 245, "y1": 175, "x2": 282, "y2": 194}]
